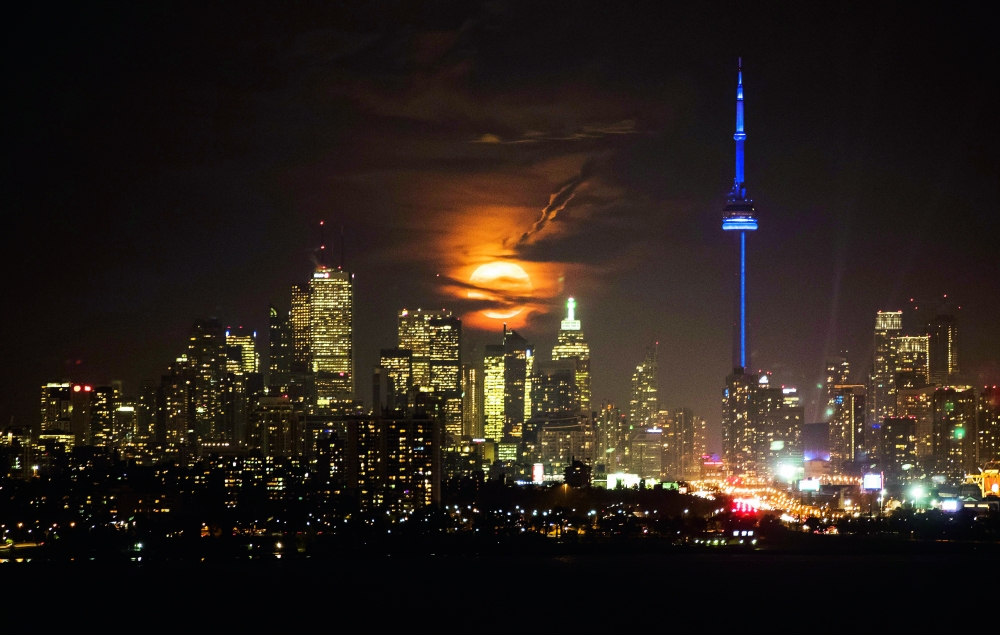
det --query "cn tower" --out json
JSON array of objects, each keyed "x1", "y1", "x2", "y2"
[{"x1": 722, "y1": 58, "x2": 757, "y2": 370}]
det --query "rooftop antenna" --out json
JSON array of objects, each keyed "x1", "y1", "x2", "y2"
[
  {"x1": 340, "y1": 223, "x2": 345, "y2": 270},
  {"x1": 319, "y1": 220, "x2": 327, "y2": 268}
]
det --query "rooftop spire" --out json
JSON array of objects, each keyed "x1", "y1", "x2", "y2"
[
  {"x1": 561, "y1": 296, "x2": 581, "y2": 331},
  {"x1": 734, "y1": 58, "x2": 746, "y2": 190}
]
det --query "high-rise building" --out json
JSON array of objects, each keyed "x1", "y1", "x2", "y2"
[
  {"x1": 764, "y1": 387, "x2": 804, "y2": 479},
  {"x1": 674, "y1": 408, "x2": 707, "y2": 481},
  {"x1": 629, "y1": 344, "x2": 659, "y2": 430},
  {"x1": 379, "y1": 348, "x2": 413, "y2": 412},
  {"x1": 872, "y1": 310, "x2": 903, "y2": 424},
  {"x1": 160, "y1": 354, "x2": 196, "y2": 446},
  {"x1": 926, "y1": 313, "x2": 959, "y2": 385},
  {"x1": 88, "y1": 385, "x2": 118, "y2": 448},
  {"x1": 596, "y1": 402, "x2": 627, "y2": 475},
  {"x1": 824, "y1": 355, "x2": 850, "y2": 420},
  {"x1": 188, "y1": 318, "x2": 226, "y2": 439},
  {"x1": 932, "y1": 386, "x2": 976, "y2": 476},
  {"x1": 503, "y1": 329, "x2": 529, "y2": 439},
  {"x1": 290, "y1": 284, "x2": 311, "y2": 373},
  {"x1": 722, "y1": 368, "x2": 759, "y2": 475},
  {"x1": 977, "y1": 386, "x2": 1000, "y2": 465},
  {"x1": 310, "y1": 266, "x2": 353, "y2": 406},
  {"x1": 225, "y1": 327, "x2": 259, "y2": 375},
  {"x1": 880, "y1": 416, "x2": 918, "y2": 478},
  {"x1": 40, "y1": 383, "x2": 72, "y2": 435},
  {"x1": 630, "y1": 428, "x2": 665, "y2": 480},
  {"x1": 551, "y1": 297, "x2": 591, "y2": 413},
  {"x1": 461, "y1": 363, "x2": 479, "y2": 438},
  {"x1": 893, "y1": 335, "x2": 929, "y2": 389},
  {"x1": 829, "y1": 384, "x2": 866, "y2": 475},
  {"x1": 268, "y1": 305, "x2": 291, "y2": 393},
  {"x1": 347, "y1": 414, "x2": 441, "y2": 511},
  {"x1": 397, "y1": 309, "x2": 461, "y2": 438},
  {"x1": 249, "y1": 397, "x2": 301, "y2": 458},
  {"x1": 530, "y1": 359, "x2": 580, "y2": 418},
  {"x1": 897, "y1": 385, "x2": 937, "y2": 460},
  {"x1": 483, "y1": 345, "x2": 505, "y2": 441}
]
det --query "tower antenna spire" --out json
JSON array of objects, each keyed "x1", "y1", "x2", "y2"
[
  {"x1": 319, "y1": 220, "x2": 327, "y2": 268},
  {"x1": 340, "y1": 223, "x2": 345, "y2": 270},
  {"x1": 722, "y1": 57, "x2": 758, "y2": 370}
]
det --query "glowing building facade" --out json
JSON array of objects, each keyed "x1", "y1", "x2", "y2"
[
  {"x1": 503, "y1": 329, "x2": 529, "y2": 439},
  {"x1": 310, "y1": 267, "x2": 353, "y2": 406},
  {"x1": 225, "y1": 328, "x2": 259, "y2": 375},
  {"x1": 268, "y1": 305, "x2": 291, "y2": 393},
  {"x1": 397, "y1": 309, "x2": 462, "y2": 438},
  {"x1": 483, "y1": 345, "x2": 505, "y2": 441},
  {"x1": 551, "y1": 297, "x2": 591, "y2": 414},
  {"x1": 379, "y1": 348, "x2": 413, "y2": 412},
  {"x1": 926, "y1": 313, "x2": 959, "y2": 385},
  {"x1": 893, "y1": 335, "x2": 929, "y2": 389},
  {"x1": 629, "y1": 345, "x2": 658, "y2": 430},
  {"x1": 872, "y1": 310, "x2": 903, "y2": 424},
  {"x1": 829, "y1": 384, "x2": 867, "y2": 475},
  {"x1": 290, "y1": 284, "x2": 311, "y2": 373}
]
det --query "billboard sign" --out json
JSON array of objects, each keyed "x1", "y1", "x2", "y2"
[{"x1": 862, "y1": 473, "x2": 883, "y2": 491}]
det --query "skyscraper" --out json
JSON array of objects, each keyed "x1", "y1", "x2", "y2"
[
  {"x1": 893, "y1": 335, "x2": 929, "y2": 389},
  {"x1": 268, "y1": 305, "x2": 291, "y2": 393},
  {"x1": 379, "y1": 348, "x2": 413, "y2": 412},
  {"x1": 722, "y1": 369, "x2": 759, "y2": 475},
  {"x1": 926, "y1": 313, "x2": 959, "y2": 385},
  {"x1": 188, "y1": 318, "x2": 226, "y2": 439},
  {"x1": 503, "y1": 328, "x2": 529, "y2": 439},
  {"x1": 461, "y1": 363, "x2": 480, "y2": 438},
  {"x1": 824, "y1": 354, "x2": 850, "y2": 419},
  {"x1": 290, "y1": 284, "x2": 311, "y2": 373},
  {"x1": 829, "y1": 384, "x2": 867, "y2": 475},
  {"x1": 483, "y1": 345, "x2": 505, "y2": 441},
  {"x1": 529, "y1": 359, "x2": 580, "y2": 418},
  {"x1": 721, "y1": 59, "x2": 758, "y2": 371},
  {"x1": 310, "y1": 266, "x2": 353, "y2": 407},
  {"x1": 397, "y1": 309, "x2": 462, "y2": 438},
  {"x1": 629, "y1": 344, "x2": 658, "y2": 430},
  {"x1": 225, "y1": 327, "x2": 259, "y2": 375},
  {"x1": 551, "y1": 297, "x2": 591, "y2": 414},
  {"x1": 872, "y1": 310, "x2": 903, "y2": 424}
]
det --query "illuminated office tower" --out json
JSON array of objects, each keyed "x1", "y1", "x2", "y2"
[
  {"x1": 829, "y1": 384, "x2": 866, "y2": 475},
  {"x1": 40, "y1": 383, "x2": 72, "y2": 434},
  {"x1": 461, "y1": 363, "x2": 480, "y2": 438},
  {"x1": 932, "y1": 387, "x2": 976, "y2": 476},
  {"x1": 893, "y1": 335, "x2": 929, "y2": 389},
  {"x1": 504, "y1": 328, "x2": 529, "y2": 439},
  {"x1": 897, "y1": 385, "x2": 936, "y2": 460},
  {"x1": 268, "y1": 305, "x2": 291, "y2": 393},
  {"x1": 551, "y1": 297, "x2": 591, "y2": 413},
  {"x1": 872, "y1": 310, "x2": 903, "y2": 424},
  {"x1": 530, "y1": 359, "x2": 580, "y2": 418},
  {"x1": 188, "y1": 318, "x2": 226, "y2": 439},
  {"x1": 483, "y1": 345, "x2": 505, "y2": 441},
  {"x1": 824, "y1": 355, "x2": 850, "y2": 419},
  {"x1": 629, "y1": 344, "x2": 659, "y2": 430},
  {"x1": 310, "y1": 265, "x2": 354, "y2": 407},
  {"x1": 978, "y1": 386, "x2": 1000, "y2": 465},
  {"x1": 926, "y1": 313, "x2": 959, "y2": 385},
  {"x1": 226, "y1": 327, "x2": 259, "y2": 375},
  {"x1": 722, "y1": 369, "x2": 758, "y2": 474},
  {"x1": 290, "y1": 284, "x2": 311, "y2": 373},
  {"x1": 397, "y1": 309, "x2": 462, "y2": 437},
  {"x1": 379, "y1": 348, "x2": 413, "y2": 412}
]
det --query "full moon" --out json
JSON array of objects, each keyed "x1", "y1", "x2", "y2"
[{"x1": 468, "y1": 261, "x2": 532, "y2": 319}]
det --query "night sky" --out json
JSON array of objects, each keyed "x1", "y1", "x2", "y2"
[{"x1": 7, "y1": 2, "x2": 999, "y2": 451}]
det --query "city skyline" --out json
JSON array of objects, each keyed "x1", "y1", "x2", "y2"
[{"x1": 6, "y1": 3, "x2": 999, "y2": 453}]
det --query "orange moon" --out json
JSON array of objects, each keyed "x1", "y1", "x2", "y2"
[{"x1": 468, "y1": 261, "x2": 532, "y2": 319}]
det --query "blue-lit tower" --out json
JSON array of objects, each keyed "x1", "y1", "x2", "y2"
[{"x1": 722, "y1": 58, "x2": 757, "y2": 370}]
